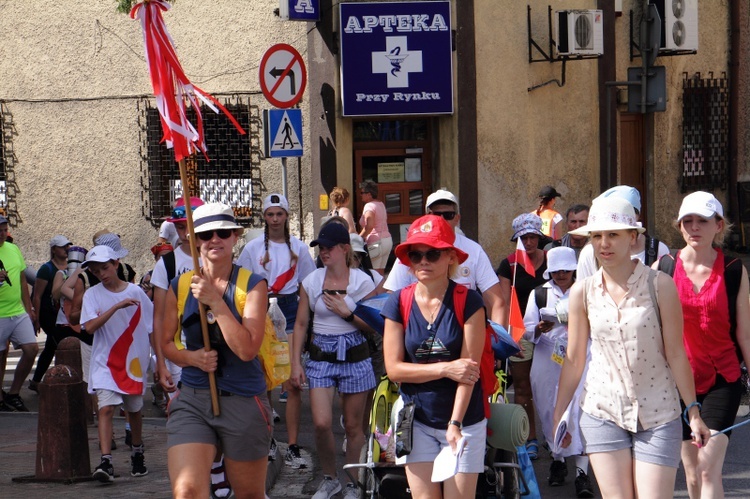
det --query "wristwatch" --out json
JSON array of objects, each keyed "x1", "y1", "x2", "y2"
[{"x1": 448, "y1": 420, "x2": 462, "y2": 429}]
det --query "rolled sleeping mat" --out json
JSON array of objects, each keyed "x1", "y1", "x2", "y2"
[{"x1": 487, "y1": 403, "x2": 530, "y2": 452}]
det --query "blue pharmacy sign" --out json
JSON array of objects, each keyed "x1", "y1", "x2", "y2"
[
  {"x1": 339, "y1": 1, "x2": 454, "y2": 117},
  {"x1": 280, "y1": 0, "x2": 320, "y2": 22}
]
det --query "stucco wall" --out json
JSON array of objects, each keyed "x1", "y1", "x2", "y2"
[
  {"x1": 0, "y1": 1, "x2": 311, "y2": 275},
  {"x1": 475, "y1": 0, "x2": 602, "y2": 264}
]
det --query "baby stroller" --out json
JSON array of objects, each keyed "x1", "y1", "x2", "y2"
[{"x1": 343, "y1": 370, "x2": 534, "y2": 499}]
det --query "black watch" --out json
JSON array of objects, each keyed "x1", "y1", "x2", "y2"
[
  {"x1": 448, "y1": 420, "x2": 462, "y2": 429},
  {"x1": 343, "y1": 312, "x2": 355, "y2": 322}
]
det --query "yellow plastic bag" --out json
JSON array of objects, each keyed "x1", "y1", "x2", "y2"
[{"x1": 258, "y1": 315, "x2": 290, "y2": 390}]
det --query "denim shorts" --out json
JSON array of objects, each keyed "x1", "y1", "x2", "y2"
[
  {"x1": 406, "y1": 419, "x2": 487, "y2": 473},
  {"x1": 580, "y1": 411, "x2": 682, "y2": 468}
]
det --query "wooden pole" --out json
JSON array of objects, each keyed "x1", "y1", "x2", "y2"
[{"x1": 178, "y1": 158, "x2": 220, "y2": 416}]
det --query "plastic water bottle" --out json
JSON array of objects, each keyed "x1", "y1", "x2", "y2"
[
  {"x1": 268, "y1": 297, "x2": 290, "y2": 383},
  {"x1": 268, "y1": 297, "x2": 288, "y2": 341}
]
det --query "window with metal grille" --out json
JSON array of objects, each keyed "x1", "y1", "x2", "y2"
[
  {"x1": 681, "y1": 72, "x2": 729, "y2": 191},
  {"x1": 138, "y1": 96, "x2": 264, "y2": 227},
  {"x1": 0, "y1": 103, "x2": 16, "y2": 224}
]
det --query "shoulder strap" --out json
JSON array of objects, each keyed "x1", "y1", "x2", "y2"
[
  {"x1": 647, "y1": 269, "x2": 661, "y2": 328},
  {"x1": 645, "y1": 237, "x2": 659, "y2": 266},
  {"x1": 534, "y1": 285, "x2": 547, "y2": 310},
  {"x1": 398, "y1": 283, "x2": 417, "y2": 324},
  {"x1": 453, "y1": 284, "x2": 469, "y2": 327},
  {"x1": 657, "y1": 249, "x2": 679, "y2": 276},
  {"x1": 232, "y1": 266, "x2": 253, "y2": 314},
  {"x1": 176, "y1": 270, "x2": 195, "y2": 320},
  {"x1": 724, "y1": 256, "x2": 742, "y2": 357},
  {"x1": 163, "y1": 251, "x2": 177, "y2": 283},
  {"x1": 79, "y1": 271, "x2": 91, "y2": 290}
]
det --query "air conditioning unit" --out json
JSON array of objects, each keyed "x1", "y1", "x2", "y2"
[
  {"x1": 555, "y1": 10, "x2": 604, "y2": 56},
  {"x1": 650, "y1": 0, "x2": 698, "y2": 52}
]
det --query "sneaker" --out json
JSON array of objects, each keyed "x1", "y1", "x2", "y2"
[
  {"x1": 575, "y1": 470, "x2": 594, "y2": 498},
  {"x1": 210, "y1": 461, "x2": 232, "y2": 499},
  {"x1": 131, "y1": 452, "x2": 148, "y2": 477},
  {"x1": 3, "y1": 393, "x2": 29, "y2": 412},
  {"x1": 548, "y1": 460, "x2": 568, "y2": 486},
  {"x1": 279, "y1": 391, "x2": 288, "y2": 403},
  {"x1": 28, "y1": 380, "x2": 39, "y2": 393},
  {"x1": 272, "y1": 408, "x2": 281, "y2": 423},
  {"x1": 285, "y1": 444, "x2": 307, "y2": 469},
  {"x1": 342, "y1": 483, "x2": 360, "y2": 499},
  {"x1": 92, "y1": 457, "x2": 115, "y2": 483},
  {"x1": 125, "y1": 429, "x2": 132, "y2": 449},
  {"x1": 268, "y1": 437, "x2": 278, "y2": 462},
  {"x1": 312, "y1": 476, "x2": 342, "y2": 499}
]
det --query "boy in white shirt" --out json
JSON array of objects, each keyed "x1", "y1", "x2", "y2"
[{"x1": 81, "y1": 245, "x2": 154, "y2": 483}]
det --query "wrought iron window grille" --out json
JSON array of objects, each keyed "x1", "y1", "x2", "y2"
[
  {"x1": 0, "y1": 103, "x2": 18, "y2": 225},
  {"x1": 681, "y1": 72, "x2": 728, "y2": 192},
  {"x1": 138, "y1": 95, "x2": 264, "y2": 227}
]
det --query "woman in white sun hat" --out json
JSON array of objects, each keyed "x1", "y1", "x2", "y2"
[
  {"x1": 657, "y1": 191, "x2": 750, "y2": 497},
  {"x1": 553, "y1": 196, "x2": 709, "y2": 498},
  {"x1": 161, "y1": 203, "x2": 271, "y2": 499}
]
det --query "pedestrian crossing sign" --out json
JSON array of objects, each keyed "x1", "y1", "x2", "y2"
[{"x1": 263, "y1": 108, "x2": 303, "y2": 158}]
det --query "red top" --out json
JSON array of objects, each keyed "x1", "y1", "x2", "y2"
[{"x1": 674, "y1": 249, "x2": 741, "y2": 394}]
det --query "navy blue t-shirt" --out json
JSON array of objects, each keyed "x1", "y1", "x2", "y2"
[{"x1": 381, "y1": 280, "x2": 485, "y2": 429}]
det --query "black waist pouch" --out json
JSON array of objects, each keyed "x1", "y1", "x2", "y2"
[{"x1": 395, "y1": 401, "x2": 415, "y2": 457}]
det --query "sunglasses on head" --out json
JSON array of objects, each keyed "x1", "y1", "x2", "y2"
[
  {"x1": 430, "y1": 211, "x2": 457, "y2": 221},
  {"x1": 407, "y1": 249, "x2": 445, "y2": 264},
  {"x1": 197, "y1": 229, "x2": 234, "y2": 241}
]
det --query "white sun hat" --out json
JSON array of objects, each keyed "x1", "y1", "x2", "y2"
[{"x1": 568, "y1": 197, "x2": 646, "y2": 236}]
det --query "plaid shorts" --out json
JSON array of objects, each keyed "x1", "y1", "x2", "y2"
[{"x1": 305, "y1": 331, "x2": 376, "y2": 394}]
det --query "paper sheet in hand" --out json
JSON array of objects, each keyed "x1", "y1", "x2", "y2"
[
  {"x1": 553, "y1": 403, "x2": 573, "y2": 455},
  {"x1": 431, "y1": 437, "x2": 466, "y2": 482}
]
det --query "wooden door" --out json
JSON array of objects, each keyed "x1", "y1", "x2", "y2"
[{"x1": 619, "y1": 113, "x2": 648, "y2": 225}]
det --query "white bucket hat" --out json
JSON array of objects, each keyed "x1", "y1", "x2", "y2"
[
  {"x1": 678, "y1": 191, "x2": 724, "y2": 222},
  {"x1": 349, "y1": 233, "x2": 366, "y2": 253},
  {"x1": 94, "y1": 232, "x2": 129, "y2": 259},
  {"x1": 569, "y1": 197, "x2": 646, "y2": 236},
  {"x1": 192, "y1": 203, "x2": 243, "y2": 233},
  {"x1": 543, "y1": 247, "x2": 578, "y2": 279}
]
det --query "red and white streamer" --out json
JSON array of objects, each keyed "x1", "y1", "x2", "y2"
[{"x1": 131, "y1": 0, "x2": 245, "y2": 162}]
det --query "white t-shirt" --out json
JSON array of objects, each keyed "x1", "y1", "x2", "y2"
[
  {"x1": 151, "y1": 246, "x2": 198, "y2": 290},
  {"x1": 383, "y1": 232, "x2": 499, "y2": 293},
  {"x1": 236, "y1": 237, "x2": 315, "y2": 295},
  {"x1": 576, "y1": 238, "x2": 669, "y2": 280},
  {"x1": 81, "y1": 283, "x2": 154, "y2": 395},
  {"x1": 302, "y1": 268, "x2": 375, "y2": 335},
  {"x1": 159, "y1": 221, "x2": 180, "y2": 247}
]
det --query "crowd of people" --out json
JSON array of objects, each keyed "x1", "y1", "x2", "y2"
[{"x1": 0, "y1": 182, "x2": 748, "y2": 499}]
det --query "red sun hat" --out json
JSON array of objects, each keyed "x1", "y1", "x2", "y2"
[{"x1": 395, "y1": 215, "x2": 469, "y2": 266}]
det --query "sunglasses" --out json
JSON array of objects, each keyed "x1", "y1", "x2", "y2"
[
  {"x1": 197, "y1": 229, "x2": 234, "y2": 241},
  {"x1": 407, "y1": 249, "x2": 445, "y2": 264},
  {"x1": 430, "y1": 211, "x2": 457, "y2": 221}
]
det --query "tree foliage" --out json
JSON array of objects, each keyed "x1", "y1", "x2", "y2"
[{"x1": 116, "y1": 0, "x2": 175, "y2": 15}]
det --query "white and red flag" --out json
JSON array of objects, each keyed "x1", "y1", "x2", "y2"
[
  {"x1": 130, "y1": 0, "x2": 245, "y2": 162},
  {"x1": 514, "y1": 237, "x2": 536, "y2": 278}
]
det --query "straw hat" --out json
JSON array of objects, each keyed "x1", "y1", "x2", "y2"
[{"x1": 192, "y1": 203, "x2": 243, "y2": 233}]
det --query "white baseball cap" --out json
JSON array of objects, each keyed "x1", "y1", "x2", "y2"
[
  {"x1": 425, "y1": 189, "x2": 459, "y2": 211},
  {"x1": 678, "y1": 191, "x2": 724, "y2": 221},
  {"x1": 81, "y1": 245, "x2": 117, "y2": 268},
  {"x1": 594, "y1": 185, "x2": 642, "y2": 212},
  {"x1": 263, "y1": 193, "x2": 289, "y2": 214},
  {"x1": 49, "y1": 235, "x2": 72, "y2": 248}
]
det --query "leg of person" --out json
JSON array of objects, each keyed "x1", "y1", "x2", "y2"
[
  {"x1": 31, "y1": 327, "x2": 58, "y2": 386},
  {"x1": 5, "y1": 314, "x2": 38, "y2": 411},
  {"x1": 93, "y1": 397, "x2": 116, "y2": 483},
  {"x1": 310, "y1": 386, "x2": 337, "y2": 477},
  {"x1": 405, "y1": 463, "x2": 443, "y2": 499},
  {"x1": 284, "y1": 381, "x2": 307, "y2": 468},
  {"x1": 631, "y1": 417, "x2": 682, "y2": 499},
  {"x1": 169, "y1": 443, "x2": 216, "y2": 498},
  {"x1": 126, "y1": 395, "x2": 148, "y2": 477},
  {"x1": 224, "y1": 457, "x2": 268, "y2": 499},
  {"x1": 341, "y1": 390, "x2": 369, "y2": 476},
  {"x1": 588, "y1": 449, "x2": 635, "y2": 498},
  {"x1": 442, "y1": 419, "x2": 485, "y2": 499},
  {"x1": 211, "y1": 450, "x2": 232, "y2": 499}
]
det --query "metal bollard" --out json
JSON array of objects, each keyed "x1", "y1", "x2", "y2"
[
  {"x1": 35, "y1": 364, "x2": 91, "y2": 481},
  {"x1": 55, "y1": 336, "x2": 93, "y2": 423}
]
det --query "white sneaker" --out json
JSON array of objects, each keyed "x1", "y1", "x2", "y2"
[
  {"x1": 268, "y1": 437, "x2": 278, "y2": 462},
  {"x1": 284, "y1": 444, "x2": 308, "y2": 469},
  {"x1": 272, "y1": 408, "x2": 281, "y2": 423},
  {"x1": 342, "y1": 483, "x2": 360, "y2": 499},
  {"x1": 312, "y1": 476, "x2": 341, "y2": 499}
]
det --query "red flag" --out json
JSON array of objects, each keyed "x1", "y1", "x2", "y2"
[
  {"x1": 131, "y1": 0, "x2": 245, "y2": 163},
  {"x1": 508, "y1": 287, "x2": 526, "y2": 342},
  {"x1": 515, "y1": 237, "x2": 536, "y2": 277}
]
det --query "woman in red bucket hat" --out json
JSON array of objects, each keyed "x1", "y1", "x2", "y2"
[{"x1": 382, "y1": 215, "x2": 487, "y2": 499}]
